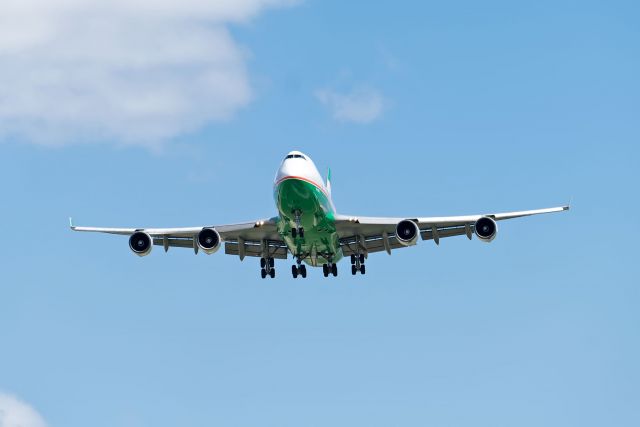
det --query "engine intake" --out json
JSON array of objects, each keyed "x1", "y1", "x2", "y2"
[
  {"x1": 474, "y1": 216, "x2": 498, "y2": 243},
  {"x1": 198, "y1": 228, "x2": 221, "y2": 254},
  {"x1": 129, "y1": 231, "x2": 153, "y2": 256},
  {"x1": 396, "y1": 220, "x2": 420, "y2": 246}
]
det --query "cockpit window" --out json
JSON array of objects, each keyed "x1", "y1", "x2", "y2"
[{"x1": 285, "y1": 154, "x2": 306, "y2": 160}]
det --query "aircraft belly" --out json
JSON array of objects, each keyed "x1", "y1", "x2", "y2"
[{"x1": 275, "y1": 178, "x2": 342, "y2": 266}]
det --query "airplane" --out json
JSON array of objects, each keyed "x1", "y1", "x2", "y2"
[{"x1": 70, "y1": 150, "x2": 569, "y2": 279}]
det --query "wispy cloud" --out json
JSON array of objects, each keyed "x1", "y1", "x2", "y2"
[
  {"x1": 0, "y1": 0, "x2": 296, "y2": 147},
  {"x1": 315, "y1": 86, "x2": 385, "y2": 124},
  {"x1": 0, "y1": 393, "x2": 48, "y2": 427}
]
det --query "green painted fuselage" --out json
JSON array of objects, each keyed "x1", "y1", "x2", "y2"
[{"x1": 274, "y1": 177, "x2": 343, "y2": 266}]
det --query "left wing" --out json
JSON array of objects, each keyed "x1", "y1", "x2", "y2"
[
  {"x1": 335, "y1": 205, "x2": 569, "y2": 256},
  {"x1": 70, "y1": 217, "x2": 288, "y2": 259}
]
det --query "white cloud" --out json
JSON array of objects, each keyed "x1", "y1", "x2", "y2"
[
  {"x1": 0, "y1": 0, "x2": 295, "y2": 147},
  {"x1": 0, "y1": 393, "x2": 48, "y2": 427},
  {"x1": 315, "y1": 86, "x2": 385, "y2": 124}
]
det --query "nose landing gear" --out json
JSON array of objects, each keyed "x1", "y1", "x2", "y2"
[
  {"x1": 291, "y1": 227, "x2": 305, "y2": 239},
  {"x1": 291, "y1": 210, "x2": 305, "y2": 239}
]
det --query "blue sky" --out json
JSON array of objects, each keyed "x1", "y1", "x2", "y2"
[{"x1": 1, "y1": 1, "x2": 639, "y2": 426}]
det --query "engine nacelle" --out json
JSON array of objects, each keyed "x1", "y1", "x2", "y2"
[
  {"x1": 396, "y1": 220, "x2": 420, "y2": 246},
  {"x1": 197, "y1": 228, "x2": 221, "y2": 254},
  {"x1": 474, "y1": 216, "x2": 498, "y2": 243},
  {"x1": 129, "y1": 231, "x2": 153, "y2": 257}
]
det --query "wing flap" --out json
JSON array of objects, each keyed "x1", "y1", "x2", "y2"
[
  {"x1": 339, "y1": 224, "x2": 474, "y2": 255},
  {"x1": 340, "y1": 234, "x2": 406, "y2": 256},
  {"x1": 225, "y1": 241, "x2": 288, "y2": 260},
  {"x1": 421, "y1": 225, "x2": 472, "y2": 242},
  {"x1": 153, "y1": 237, "x2": 193, "y2": 249}
]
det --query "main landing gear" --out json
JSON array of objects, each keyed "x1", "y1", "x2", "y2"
[
  {"x1": 292, "y1": 259, "x2": 307, "y2": 279},
  {"x1": 322, "y1": 262, "x2": 338, "y2": 277},
  {"x1": 351, "y1": 254, "x2": 366, "y2": 275},
  {"x1": 260, "y1": 257, "x2": 275, "y2": 279}
]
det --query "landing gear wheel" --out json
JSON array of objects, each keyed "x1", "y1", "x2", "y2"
[
  {"x1": 351, "y1": 254, "x2": 356, "y2": 264},
  {"x1": 261, "y1": 268, "x2": 267, "y2": 279},
  {"x1": 269, "y1": 269, "x2": 275, "y2": 278},
  {"x1": 292, "y1": 210, "x2": 304, "y2": 239},
  {"x1": 260, "y1": 258, "x2": 266, "y2": 268},
  {"x1": 323, "y1": 264, "x2": 329, "y2": 277},
  {"x1": 351, "y1": 265, "x2": 357, "y2": 275},
  {"x1": 331, "y1": 263, "x2": 338, "y2": 277},
  {"x1": 269, "y1": 258, "x2": 275, "y2": 268},
  {"x1": 292, "y1": 265, "x2": 298, "y2": 278},
  {"x1": 359, "y1": 254, "x2": 365, "y2": 264},
  {"x1": 300, "y1": 265, "x2": 307, "y2": 278},
  {"x1": 360, "y1": 264, "x2": 366, "y2": 275}
]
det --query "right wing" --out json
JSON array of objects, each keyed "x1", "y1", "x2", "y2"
[{"x1": 70, "y1": 217, "x2": 288, "y2": 259}]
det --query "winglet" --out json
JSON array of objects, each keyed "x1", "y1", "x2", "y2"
[
  {"x1": 69, "y1": 217, "x2": 75, "y2": 230},
  {"x1": 565, "y1": 196, "x2": 573, "y2": 211}
]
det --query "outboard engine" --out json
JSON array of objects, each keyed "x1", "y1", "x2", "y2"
[
  {"x1": 198, "y1": 228, "x2": 221, "y2": 254},
  {"x1": 474, "y1": 216, "x2": 498, "y2": 243},
  {"x1": 396, "y1": 220, "x2": 420, "y2": 246},
  {"x1": 129, "y1": 231, "x2": 153, "y2": 256}
]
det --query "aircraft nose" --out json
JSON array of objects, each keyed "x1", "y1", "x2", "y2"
[{"x1": 276, "y1": 158, "x2": 292, "y2": 183}]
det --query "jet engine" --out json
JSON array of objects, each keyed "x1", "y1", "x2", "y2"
[
  {"x1": 129, "y1": 231, "x2": 153, "y2": 256},
  {"x1": 396, "y1": 220, "x2": 420, "y2": 246},
  {"x1": 474, "y1": 216, "x2": 498, "y2": 243},
  {"x1": 198, "y1": 228, "x2": 222, "y2": 254}
]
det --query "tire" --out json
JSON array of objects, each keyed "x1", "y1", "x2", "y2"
[
  {"x1": 300, "y1": 265, "x2": 307, "y2": 278},
  {"x1": 359, "y1": 254, "x2": 365, "y2": 264},
  {"x1": 323, "y1": 264, "x2": 329, "y2": 277},
  {"x1": 299, "y1": 228, "x2": 305, "y2": 238},
  {"x1": 360, "y1": 264, "x2": 366, "y2": 275},
  {"x1": 270, "y1": 269, "x2": 275, "y2": 278},
  {"x1": 261, "y1": 269, "x2": 267, "y2": 279},
  {"x1": 331, "y1": 263, "x2": 338, "y2": 277},
  {"x1": 291, "y1": 228, "x2": 297, "y2": 238},
  {"x1": 350, "y1": 254, "x2": 356, "y2": 264},
  {"x1": 260, "y1": 258, "x2": 266, "y2": 268},
  {"x1": 351, "y1": 265, "x2": 357, "y2": 275},
  {"x1": 269, "y1": 258, "x2": 274, "y2": 268},
  {"x1": 292, "y1": 265, "x2": 298, "y2": 278}
]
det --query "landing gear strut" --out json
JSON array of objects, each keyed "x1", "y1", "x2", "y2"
[
  {"x1": 351, "y1": 253, "x2": 366, "y2": 275},
  {"x1": 291, "y1": 210, "x2": 304, "y2": 239},
  {"x1": 260, "y1": 257, "x2": 275, "y2": 279}
]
